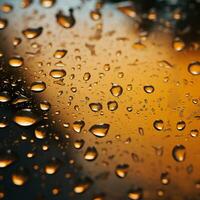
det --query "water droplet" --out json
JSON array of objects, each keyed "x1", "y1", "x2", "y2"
[
  {"x1": 128, "y1": 189, "x2": 143, "y2": 200},
  {"x1": 90, "y1": 9, "x2": 101, "y2": 21},
  {"x1": 45, "y1": 158, "x2": 61, "y2": 174},
  {"x1": 40, "y1": 100, "x2": 51, "y2": 111},
  {"x1": 0, "y1": 91, "x2": 10, "y2": 102},
  {"x1": 107, "y1": 101, "x2": 118, "y2": 111},
  {"x1": 153, "y1": 120, "x2": 164, "y2": 131},
  {"x1": 0, "y1": 18, "x2": 7, "y2": 30},
  {"x1": 53, "y1": 49, "x2": 67, "y2": 59},
  {"x1": 89, "y1": 102, "x2": 102, "y2": 112},
  {"x1": 89, "y1": 124, "x2": 110, "y2": 138},
  {"x1": 176, "y1": 120, "x2": 186, "y2": 131},
  {"x1": 30, "y1": 81, "x2": 46, "y2": 92},
  {"x1": 14, "y1": 109, "x2": 38, "y2": 126},
  {"x1": 118, "y1": 6, "x2": 136, "y2": 18},
  {"x1": 40, "y1": 0, "x2": 55, "y2": 8},
  {"x1": 161, "y1": 172, "x2": 170, "y2": 185},
  {"x1": 12, "y1": 168, "x2": 28, "y2": 186},
  {"x1": 13, "y1": 37, "x2": 22, "y2": 47},
  {"x1": 190, "y1": 129, "x2": 199, "y2": 137},
  {"x1": 35, "y1": 125, "x2": 47, "y2": 139},
  {"x1": 158, "y1": 60, "x2": 173, "y2": 68},
  {"x1": 73, "y1": 178, "x2": 92, "y2": 194},
  {"x1": 0, "y1": 151, "x2": 17, "y2": 168},
  {"x1": 0, "y1": 3, "x2": 13, "y2": 13},
  {"x1": 144, "y1": 85, "x2": 154, "y2": 94},
  {"x1": 173, "y1": 38, "x2": 185, "y2": 51},
  {"x1": 72, "y1": 120, "x2": 85, "y2": 133},
  {"x1": 83, "y1": 72, "x2": 91, "y2": 81},
  {"x1": 21, "y1": 0, "x2": 33, "y2": 8},
  {"x1": 110, "y1": 84, "x2": 123, "y2": 97},
  {"x1": 188, "y1": 62, "x2": 200, "y2": 75},
  {"x1": 22, "y1": 27, "x2": 43, "y2": 39},
  {"x1": 115, "y1": 164, "x2": 129, "y2": 178},
  {"x1": 74, "y1": 139, "x2": 84, "y2": 149},
  {"x1": 56, "y1": 10, "x2": 75, "y2": 29},
  {"x1": 9, "y1": 56, "x2": 24, "y2": 67},
  {"x1": 50, "y1": 69, "x2": 66, "y2": 79},
  {"x1": 172, "y1": 144, "x2": 186, "y2": 162},
  {"x1": 84, "y1": 147, "x2": 98, "y2": 161}
]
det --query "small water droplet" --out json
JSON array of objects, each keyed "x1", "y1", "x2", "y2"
[
  {"x1": 115, "y1": 164, "x2": 129, "y2": 178},
  {"x1": 72, "y1": 120, "x2": 85, "y2": 133},
  {"x1": 89, "y1": 102, "x2": 102, "y2": 112},
  {"x1": 53, "y1": 49, "x2": 67, "y2": 59},
  {"x1": 30, "y1": 81, "x2": 46, "y2": 92},
  {"x1": 89, "y1": 124, "x2": 110, "y2": 138},
  {"x1": 14, "y1": 109, "x2": 38, "y2": 126},
  {"x1": 90, "y1": 9, "x2": 101, "y2": 21},
  {"x1": 56, "y1": 9, "x2": 75, "y2": 29},
  {"x1": 153, "y1": 120, "x2": 164, "y2": 131},
  {"x1": 144, "y1": 85, "x2": 154, "y2": 94},
  {"x1": 190, "y1": 129, "x2": 199, "y2": 137},
  {"x1": 50, "y1": 69, "x2": 66, "y2": 79},
  {"x1": 12, "y1": 168, "x2": 28, "y2": 186},
  {"x1": 22, "y1": 27, "x2": 43, "y2": 39},
  {"x1": 173, "y1": 38, "x2": 185, "y2": 51},
  {"x1": 9, "y1": 56, "x2": 24, "y2": 67},
  {"x1": 188, "y1": 62, "x2": 200, "y2": 75},
  {"x1": 110, "y1": 84, "x2": 123, "y2": 97},
  {"x1": 0, "y1": 91, "x2": 10, "y2": 103},
  {"x1": 84, "y1": 147, "x2": 98, "y2": 161},
  {"x1": 40, "y1": 0, "x2": 55, "y2": 8},
  {"x1": 107, "y1": 101, "x2": 118, "y2": 111},
  {"x1": 0, "y1": 18, "x2": 7, "y2": 30},
  {"x1": 172, "y1": 144, "x2": 186, "y2": 162},
  {"x1": 176, "y1": 120, "x2": 186, "y2": 131}
]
